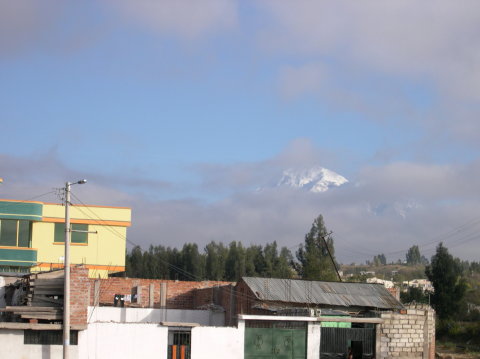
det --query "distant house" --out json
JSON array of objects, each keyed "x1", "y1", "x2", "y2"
[
  {"x1": 403, "y1": 279, "x2": 434, "y2": 293},
  {"x1": 366, "y1": 277, "x2": 395, "y2": 289}
]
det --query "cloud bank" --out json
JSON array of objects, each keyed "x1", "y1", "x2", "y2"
[{"x1": 2, "y1": 143, "x2": 479, "y2": 264}]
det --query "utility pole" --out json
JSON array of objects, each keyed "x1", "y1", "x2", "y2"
[
  {"x1": 322, "y1": 232, "x2": 342, "y2": 282},
  {"x1": 63, "y1": 179, "x2": 86, "y2": 359}
]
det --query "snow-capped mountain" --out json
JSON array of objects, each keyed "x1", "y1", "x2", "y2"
[{"x1": 278, "y1": 167, "x2": 348, "y2": 193}]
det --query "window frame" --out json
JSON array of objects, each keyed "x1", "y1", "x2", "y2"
[
  {"x1": 0, "y1": 219, "x2": 32, "y2": 248},
  {"x1": 54, "y1": 223, "x2": 89, "y2": 244}
]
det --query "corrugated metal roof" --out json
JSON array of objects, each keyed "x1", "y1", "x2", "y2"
[{"x1": 241, "y1": 277, "x2": 403, "y2": 310}]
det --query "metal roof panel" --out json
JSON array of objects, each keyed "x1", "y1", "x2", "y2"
[{"x1": 241, "y1": 277, "x2": 403, "y2": 310}]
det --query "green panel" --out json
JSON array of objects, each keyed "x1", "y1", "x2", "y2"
[
  {"x1": 0, "y1": 201, "x2": 43, "y2": 221},
  {"x1": 292, "y1": 329, "x2": 306, "y2": 359},
  {"x1": 245, "y1": 327, "x2": 273, "y2": 358},
  {"x1": 321, "y1": 316, "x2": 352, "y2": 328},
  {"x1": 0, "y1": 260, "x2": 35, "y2": 267},
  {"x1": 0, "y1": 248, "x2": 37, "y2": 266},
  {"x1": 245, "y1": 327, "x2": 306, "y2": 359},
  {"x1": 272, "y1": 329, "x2": 293, "y2": 359}
]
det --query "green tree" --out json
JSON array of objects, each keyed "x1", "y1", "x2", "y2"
[
  {"x1": 400, "y1": 287, "x2": 429, "y2": 304},
  {"x1": 245, "y1": 245, "x2": 262, "y2": 276},
  {"x1": 406, "y1": 245, "x2": 421, "y2": 265},
  {"x1": 205, "y1": 241, "x2": 228, "y2": 280},
  {"x1": 126, "y1": 245, "x2": 144, "y2": 278},
  {"x1": 263, "y1": 242, "x2": 294, "y2": 278},
  {"x1": 296, "y1": 215, "x2": 338, "y2": 281},
  {"x1": 180, "y1": 243, "x2": 205, "y2": 281},
  {"x1": 225, "y1": 241, "x2": 246, "y2": 281},
  {"x1": 276, "y1": 246, "x2": 294, "y2": 278},
  {"x1": 426, "y1": 243, "x2": 467, "y2": 320},
  {"x1": 373, "y1": 254, "x2": 386, "y2": 266}
]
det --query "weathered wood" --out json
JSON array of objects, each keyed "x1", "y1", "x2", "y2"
[
  {"x1": 21, "y1": 313, "x2": 63, "y2": 320},
  {"x1": 0, "y1": 322, "x2": 86, "y2": 330},
  {"x1": 32, "y1": 278, "x2": 64, "y2": 285},
  {"x1": 31, "y1": 296, "x2": 63, "y2": 306},
  {"x1": 3, "y1": 306, "x2": 62, "y2": 312},
  {"x1": 33, "y1": 289, "x2": 64, "y2": 295}
]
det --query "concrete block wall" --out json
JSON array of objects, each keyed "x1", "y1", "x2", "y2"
[{"x1": 379, "y1": 304, "x2": 435, "y2": 359}]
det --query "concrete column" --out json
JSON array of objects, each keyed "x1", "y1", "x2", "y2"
[
  {"x1": 160, "y1": 283, "x2": 167, "y2": 308},
  {"x1": 237, "y1": 318, "x2": 245, "y2": 359},
  {"x1": 149, "y1": 284, "x2": 154, "y2": 308},
  {"x1": 307, "y1": 322, "x2": 321, "y2": 359},
  {"x1": 93, "y1": 280, "x2": 100, "y2": 307}
]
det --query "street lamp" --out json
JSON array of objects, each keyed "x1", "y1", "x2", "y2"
[{"x1": 63, "y1": 179, "x2": 86, "y2": 359}]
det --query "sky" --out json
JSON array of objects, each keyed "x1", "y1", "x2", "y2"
[{"x1": 1, "y1": 0, "x2": 480, "y2": 264}]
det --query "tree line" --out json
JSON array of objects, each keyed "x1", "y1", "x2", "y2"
[
  {"x1": 126, "y1": 214, "x2": 339, "y2": 282},
  {"x1": 369, "y1": 245, "x2": 429, "y2": 267}
]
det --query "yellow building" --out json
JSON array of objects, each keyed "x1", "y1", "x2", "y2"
[{"x1": 0, "y1": 199, "x2": 131, "y2": 278}]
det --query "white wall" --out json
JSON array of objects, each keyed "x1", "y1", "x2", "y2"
[
  {"x1": 191, "y1": 326, "x2": 244, "y2": 359},
  {"x1": 88, "y1": 306, "x2": 224, "y2": 326},
  {"x1": 307, "y1": 322, "x2": 321, "y2": 359},
  {"x1": 79, "y1": 323, "x2": 168, "y2": 359},
  {"x1": 0, "y1": 329, "x2": 78, "y2": 359}
]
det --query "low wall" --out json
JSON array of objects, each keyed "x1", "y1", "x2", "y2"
[
  {"x1": 0, "y1": 329, "x2": 78, "y2": 359},
  {"x1": 78, "y1": 323, "x2": 168, "y2": 359},
  {"x1": 88, "y1": 306, "x2": 224, "y2": 326},
  {"x1": 191, "y1": 326, "x2": 244, "y2": 359}
]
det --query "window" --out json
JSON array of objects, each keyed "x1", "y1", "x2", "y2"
[
  {"x1": 0, "y1": 219, "x2": 31, "y2": 247},
  {"x1": 24, "y1": 330, "x2": 78, "y2": 345},
  {"x1": 54, "y1": 223, "x2": 88, "y2": 244}
]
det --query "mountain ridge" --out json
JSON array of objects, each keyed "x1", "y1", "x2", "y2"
[{"x1": 277, "y1": 166, "x2": 348, "y2": 193}]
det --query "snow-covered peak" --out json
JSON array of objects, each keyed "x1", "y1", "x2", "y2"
[{"x1": 278, "y1": 167, "x2": 348, "y2": 193}]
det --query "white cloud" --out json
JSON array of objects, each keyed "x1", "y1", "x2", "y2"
[
  {"x1": 258, "y1": 0, "x2": 480, "y2": 145},
  {"x1": 109, "y1": 0, "x2": 238, "y2": 40},
  {"x1": 260, "y1": 0, "x2": 480, "y2": 98},
  {"x1": 2, "y1": 143, "x2": 480, "y2": 264}
]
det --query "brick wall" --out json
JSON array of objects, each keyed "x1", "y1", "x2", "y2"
[
  {"x1": 192, "y1": 284, "x2": 238, "y2": 326},
  {"x1": 380, "y1": 304, "x2": 435, "y2": 359},
  {"x1": 70, "y1": 266, "x2": 90, "y2": 326},
  {"x1": 88, "y1": 276, "x2": 232, "y2": 309}
]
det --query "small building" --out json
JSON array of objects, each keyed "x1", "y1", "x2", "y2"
[
  {"x1": 0, "y1": 199, "x2": 131, "y2": 278},
  {"x1": 402, "y1": 279, "x2": 434, "y2": 293},
  {"x1": 235, "y1": 277, "x2": 434, "y2": 359},
  {"x1": 0, "y1": 270, "x2": 435, "y2": 359}
]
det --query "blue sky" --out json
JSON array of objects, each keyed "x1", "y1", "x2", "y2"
[{"x1": 2, "y1": 0, "x2": 480, "y2": 263}]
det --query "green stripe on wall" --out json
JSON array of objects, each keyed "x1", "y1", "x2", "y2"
[
  {"x1": 0, "y1": 248, "x2": 37, "y2": 263},
  {"x1": 0, "y1": 201, "x2": 43, "y2": 221},
  {"x1": 0, "y1": 260, "x2": 36, "y2": 267}
]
